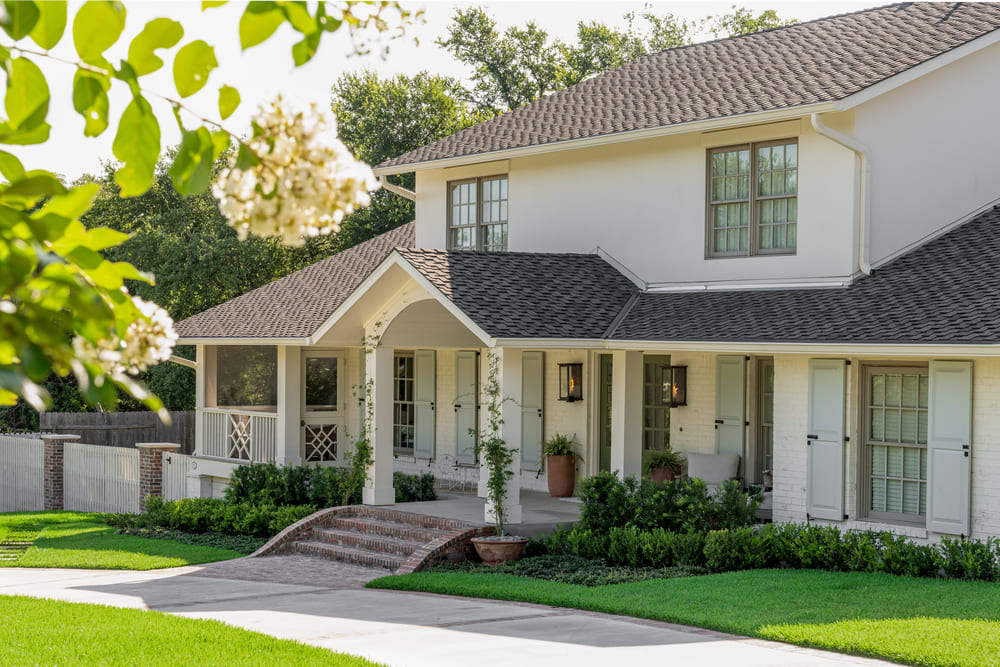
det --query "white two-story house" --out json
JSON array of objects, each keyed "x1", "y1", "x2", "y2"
[{"x1": 177, "y1": 2, "x2": 1000, "y2": 538}]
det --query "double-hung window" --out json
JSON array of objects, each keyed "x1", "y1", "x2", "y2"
[
  {"x1": 707, "y1": 139, "x2": 798, "y2": 257},
  {"x1": 448, "y1": 175, "x2": 508, "y2": 251}
]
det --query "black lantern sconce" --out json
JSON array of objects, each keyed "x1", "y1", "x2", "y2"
[
  {"x1": 558, "y1": 363, "x2": 583, "y2": 402},
  {"x1": 663, "y1": 365, "x2": 687, "y2": 407}
]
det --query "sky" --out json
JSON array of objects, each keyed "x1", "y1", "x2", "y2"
[{"x1": 10, "y1": 1, "x2": 881, "y2": 181}]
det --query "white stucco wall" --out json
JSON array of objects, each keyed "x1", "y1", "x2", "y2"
[
  {"x1": 414, "y1": 117, "x2": 858, "y2": 288},
  {"x1": 855, "y1": 40, "x2": 1000, "y2": 264}
]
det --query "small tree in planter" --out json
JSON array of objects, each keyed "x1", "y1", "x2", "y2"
[
  {"x1": 470, "y1": 353, "x2": 528, "y2": 565},
  {"x1": 542, "y1": 433, "x2": 583, "y2": 497},
  {"x1": 645, "y1": 448, "x2": 685, "y2": 484}
]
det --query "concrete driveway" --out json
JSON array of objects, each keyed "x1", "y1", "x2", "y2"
[{"x1": 0, "y1": 556, "x2": 898, "y2": 667}]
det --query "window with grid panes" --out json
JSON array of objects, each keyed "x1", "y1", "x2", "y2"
[
  {"x1": 393, "y1": 354, "x2": 415, "y2": 454},
  {"x1": 708, "y1": 140, "x2": 797, "y2": 257},
  {"x1": 448, "y1": 176, "x2": 508, "y2": 251},
  {"x1": 863, "y1": 366, "x2": 928, "y2": 522},
  {"x1": 642, "y1": 356, "x2": 671, "y2": 451}
]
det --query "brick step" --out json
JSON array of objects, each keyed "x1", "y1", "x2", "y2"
[
  {"x1": 312, "y1": 527, "x2": 426, "y2": 557},
  {"x1": 331, "y1": 516, "x2": 453, "y2": 542},
  {"x1": 292, "y1": 540, "x2": 405, "y2": 570}
]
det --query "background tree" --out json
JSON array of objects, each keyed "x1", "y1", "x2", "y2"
[{"x1": 706, "y1": 6, "x2": 798, "y2": 37}]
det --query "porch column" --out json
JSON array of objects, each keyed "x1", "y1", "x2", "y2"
[
  {"x1": 276, "y1": 345, "x2": 302, "y2": 465},
  {"x1": 194, "y1": 345, "x2": 216, "y2": 457},
  {"x1": 610, "y1": 350, "x2": 643, "y2": 480},
  {"x1": 484, "y1": 348, "x2": 522, "y2": 525},
  {"x1": 363, "y1": 344, "x2": 395, "y2": 505}
]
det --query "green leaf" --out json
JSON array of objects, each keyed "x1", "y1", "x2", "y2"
[
  {"x1": 234, "y1": 142, "x2": 260, "y2": 170},
  {"x1": 218, "y1": 84, "x2": 239, "y2": 119},
  {"x1": 210, "y1": 130, "x2": 230, "y2": 160},
  {"x1": 0, "y1": 120, "x2": 48, "y2": 145},
  {"x1": 5, "y1": 57, "x2": 49, "y2": 129},
  {"x1": 72, "y1": 71, "x2": 110, "y2": 137},
  {"x1": 202, "y1": 1, "x2": 227, "y2": 8},
  {"x1": 239, "y1": 2, "x2": 283, "y2": 50},
  {"x1": 28, "y1": 0, "x2": 65, "y2": 49},
  {"x1": 73, "y1": 0, "x2": 125, "y2": 66},
  {"x1": 128, "y1": 17, "x2": 183, "y2": 77},
  {"x1": 291, "y1": 31, "x2": 320, "y2": 66},
  {"x1": 112, "y1": 97, "x2": 160, "y2": 197},
  {"x1": 169, "y1": 127, "x2": 215, "y2": 195},
  {"x1": 2, "y1": 173, "x2": 65, "y2": 198},
  {"x1": 280, "y1": 2, "x2": 317, "y2": 34},
  {"x1": 172, "y1": 39, "x2": 217, "y2": 98},
  {"x1": 0, "y1": 1, "x2": 39, "y2": 40},
  {"x1": 35, "y1": 182, "x2": 100, "y2": 220},
  {"x1": 0, "y1": 150, "x2": 25, "y2": 181}
]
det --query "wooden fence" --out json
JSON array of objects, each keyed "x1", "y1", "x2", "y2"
[
  {"x1": 0, "y1": 434, "x2": 44, "y2": 512},
  {"x1": 40, "y1": 411, "x2": 194, "y2": 454},
  {"x1": 64, "y1": 442, "x2": 140, "y2": 513},
  {"x1": 162, "y1": 452, "x2": 193, "y2": 501}
]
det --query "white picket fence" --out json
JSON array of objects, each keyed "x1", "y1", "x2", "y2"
[
  {"x1": 64, "y1": 442, "x2": 140, "y2": 513},
  {"x1": 162, "y1": 452, "x2": 192, "y2": 501},
  {"x1": 0, "y1": 434, "x2": 44, "y2": 512}
]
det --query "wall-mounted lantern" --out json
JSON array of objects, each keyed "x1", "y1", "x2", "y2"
[
  {"x1": 663, "y1": 365, "x2": 687, "y2": 407},
  {"x1": 558, "y1": 363, "x2": 583, "y2": 402}
]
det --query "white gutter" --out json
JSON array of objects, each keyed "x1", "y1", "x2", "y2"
[
  {"x1": 810, "y1": 113, "x2": 872, "y2": 276},
  {"x1": 378, "y1": 176, "x2": 416, "y2": 201},
  {"x1": 168, "y1": 354, "x2": 197, "y2": 370}
]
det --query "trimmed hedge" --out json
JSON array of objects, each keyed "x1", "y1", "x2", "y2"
[
  {"x1": 536, "y1": 523, "x2": 1000, "y2": 582},
  {"x1": 106, "y1": 497, "x2": 316, "y2": 539}
]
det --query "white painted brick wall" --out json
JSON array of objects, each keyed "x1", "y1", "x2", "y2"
[
  {"x1": 772, "y1": 355, "x2": 809, "y2": 523},
  {"x1": 669, "y1": 352, "x2": 716, "y2": 455}
]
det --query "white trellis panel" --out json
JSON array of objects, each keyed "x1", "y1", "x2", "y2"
[
  {"x1": 0, "y1": 434, "x2": 44, "y2": 512},
  {"x1": 162, "y1": 452, "x2": 193, "y2": 501},
  {"x1": 64, "y1": 443, "x2": 139, "y2": 514}
]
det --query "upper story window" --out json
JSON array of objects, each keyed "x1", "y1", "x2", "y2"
[
  {"x1": 707, "y1": 139, "x2": 797, "y2": 257},
  {"x1": 448, "y1": 175, "x2": 508, "y2": 252}
]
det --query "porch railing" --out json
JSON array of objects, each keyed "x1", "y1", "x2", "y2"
[{"x1": 199, "y1": 408, "x2": 277, "y2": 463}]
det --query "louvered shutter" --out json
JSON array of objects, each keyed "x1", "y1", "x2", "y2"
[
  {"x1": 413, "y1": 350, "x2": 436, "y2": 459},
  {"x1": 926, "y1": 361, "x2": 972, "y2": 536},
  {"x1": 520, "y1": 352, "x2": 544, "y2": 470},
  {"x1": 455, "y1": 351, "x2": 478, "y2": 464},
  {"x1": 715, "y1": 355, "x2": 746, "y2": 458},
  {"x1": 807, "y1": 358, "x2": 846, "y2": 521}
]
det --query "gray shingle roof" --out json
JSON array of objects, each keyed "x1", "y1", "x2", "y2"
[
  {"x1": 610, "y1": 207, "x2": 1000, "y2": 345},
  {"x1": 379, "y1": 3, "x2": 1000, "y2": 171},
  {"x1": 175, "y1": 222, "x2": 415, "y2": 339},
  {"x1": 397, "y1": 249, "x2": 638, "y2": 339}
]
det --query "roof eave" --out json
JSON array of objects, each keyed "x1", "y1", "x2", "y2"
[
  {"x1": 373, "y1": 101, "x2": 838, "y2": 176},
  {"x1": 176, "y1": 336, "x2": 312, "y2": 346}
]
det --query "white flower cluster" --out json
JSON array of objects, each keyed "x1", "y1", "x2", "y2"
[
  {"x1": 73, "y1": 297, "x2": 178, "y2": 380},
  {"x1": 213, "y1": 96, "x2": 380, "y2": 247}
]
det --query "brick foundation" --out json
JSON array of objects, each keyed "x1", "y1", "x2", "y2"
[{"x1": 136, "y1": 443, "x2": 181, "y2": 511}]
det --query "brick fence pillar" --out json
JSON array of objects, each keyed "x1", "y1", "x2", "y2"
[
  {"x1": 136, "y1": 442, "x2": 181, "y2": 512},
  {"x1": 42, "y1": 434, "x2": 79, "y2": 511}
]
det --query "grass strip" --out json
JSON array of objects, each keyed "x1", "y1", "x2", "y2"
[
  {"x1": 369, "y1": 568, "x2": 1000, "y2": 667},
  {"x1": 0, "y1": 595, "x2": 385, "y2": 666},
  {"x1": 0, "y1": 511, "x2": 241, "y2": 570}
]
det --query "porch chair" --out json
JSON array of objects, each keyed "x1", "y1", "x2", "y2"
[{"x1": 682, "y1": 452, "x2": 741, "y2": 495}]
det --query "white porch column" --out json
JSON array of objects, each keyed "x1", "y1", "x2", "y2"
[
  {"x1": 484, "y1": 348, "x2": 523, "y2": 526},
  {"x1": 363, "y1": 344, "x2": 396, "y2": 505},
  {"x1": 276, "y1": 345, "x2": 302, "y2": 466},
  {"x1": 194, "y1": 345, "x2": 216, "y2": 457},
  {"x1": 610, "y1": 350, "x2": 643, "y2": 480}
]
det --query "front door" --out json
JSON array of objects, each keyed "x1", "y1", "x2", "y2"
[{"x1": 302, "y1": 351, "x2": 344, "y2": 463}]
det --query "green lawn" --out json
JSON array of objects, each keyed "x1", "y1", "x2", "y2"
[
  {"x1": 0, "y1": 512, "x2": 241, "y2": 570},
  {"x1": 370, "y1": 568, "x2": 1000, "y2": 667},
  {"x1": 0, "y1": 595, "x2": 384, "y2": 666}
]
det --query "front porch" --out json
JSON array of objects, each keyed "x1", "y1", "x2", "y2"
[{"x1": 397, "y1": 489, "x2": 582, "y2": 537}]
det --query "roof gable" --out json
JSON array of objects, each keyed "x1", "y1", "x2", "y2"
[{"x1": 378, "y1": 3, "x2": 1000, "y2": 172}]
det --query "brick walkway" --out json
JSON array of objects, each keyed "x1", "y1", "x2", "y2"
[{"x1": 189, "y1": 554, "x2": 391, "y2": 589}]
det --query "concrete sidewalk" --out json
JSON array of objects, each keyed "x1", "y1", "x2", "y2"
[{"x1": 0, "y1": 560, "x2": 897, "y2": 667}]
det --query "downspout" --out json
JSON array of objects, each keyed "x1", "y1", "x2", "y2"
[
  {"x1": 378, "y1": 175, "x2": 416, "y2": 201},
  {"x1": 809, "y1": 113, "x2": 872, "y2": 276}
]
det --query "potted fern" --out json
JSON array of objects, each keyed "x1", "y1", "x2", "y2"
[
  {"x1": 645, "y1": 448, "x2": 685, "y2": 484},
  {"x1": 542, "y1": 433, "x2": 582, "y2": 497},
  {"x1": 470, "y1": 353, "x2": 528, "y2": 565}
]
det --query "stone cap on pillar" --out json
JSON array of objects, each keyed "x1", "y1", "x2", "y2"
[
  {"x1": 40, "y1": 434, "x2": 80, "y2": 441},
  {"x1": 136, "y1": 442, "x2": 182, "y2": 450}
]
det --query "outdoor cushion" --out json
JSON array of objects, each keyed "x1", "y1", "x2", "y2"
[{"x1": 683, "y1": 452, "x2": 741, "y2": 495}]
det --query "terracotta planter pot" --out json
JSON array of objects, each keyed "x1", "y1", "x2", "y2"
[
  {"x1": 650, "y1": 466, "x2": 680, "y2": 485},
  {"x1": 546, "y1": 454, "x2": 577, "y2": 497},
  {"x1": 471, "y1": 536, "x2": 529, "y2": 566}
]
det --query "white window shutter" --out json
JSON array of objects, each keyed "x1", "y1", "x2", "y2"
[
  {"x1": 807, "y1": 358, "x2": 847, "y2": 521},
  {"x1": 927, "y1": 360, "x2": 973, "y2": 536},
  {"x1": 520, "y1": 351, "x2": 544, "y2": 471},
  {"x1": 715, "y1": 355, "x2": 746, "y2": 459},
  {"x1": 455, "y1": 351, "x2": 478, "y2": 464},
  {"x1": 413, "y1": 350, "x2": 436, "y2": 460}
]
